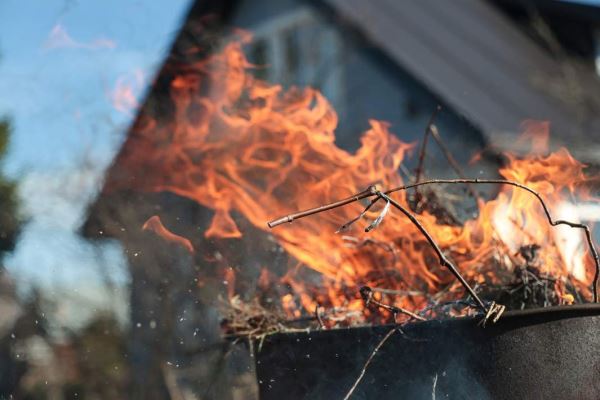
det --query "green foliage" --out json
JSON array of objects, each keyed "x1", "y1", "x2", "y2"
[
  {"x1": 0, "y1": 119, "x2": 8, "y2": 156},
  {"x1": 0, "y1": 118, "x2": 21, "y2": 255},
  {"x1": 70, "y1": 314, "x2": 130, "y2": 399}
]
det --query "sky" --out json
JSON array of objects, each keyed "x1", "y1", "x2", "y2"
[{"x1": 0, "y1": 0, "x2": 191, "y2": 328}]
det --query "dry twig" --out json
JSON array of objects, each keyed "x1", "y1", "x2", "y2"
[
  {"x1": 360, "y1": 286, "x2": 426, "y2": 322},
  {"x1": 342, "y1": 327, "x2": 398, "y2": 400},
  {"x1": 389, "y1": 179, "x2": 600, "y2": 302},
  {"x1": 267, "y1": 178, "x2": 600, "y2": 303},
  {"x1": 373, "y1": 188, "x2": 488, "y2": 312},
  {"x1": 427, "y1": 125, "x2": 480, "y2": 201},
  {"x1": 414, "y1": 106, "x2": 478, "y2": 202},
  {"x1": 414, "y1": 106, "x2": 442, "y2": 188},
  {"x1": 267, "y1": 178, "x2": 600, "y2": 302}
]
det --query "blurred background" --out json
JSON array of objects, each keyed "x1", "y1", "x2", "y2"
[{"x1": 1, "y1": 0, "x2": 600, "y2": 399}]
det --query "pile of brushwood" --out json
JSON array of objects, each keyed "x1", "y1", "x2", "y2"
[{"x1": 219, "y1": 107, "x2": 597, "y2": 339}]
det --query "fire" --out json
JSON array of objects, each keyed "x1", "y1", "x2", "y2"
[
  {"x1": 142, "y1": 215, "x2": 195, "y2": 254},
  {"x1": 109, "y1": 32, "x2": 597, "y2": 321}
]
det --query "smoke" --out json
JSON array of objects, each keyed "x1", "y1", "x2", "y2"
[{"x1": 43, "y1": 23, "x2": 117, "y2": 51}]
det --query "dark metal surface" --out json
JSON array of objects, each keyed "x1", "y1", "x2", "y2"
[{"x1": 255, "y1": 305, "x2": 600, "y2": 399}]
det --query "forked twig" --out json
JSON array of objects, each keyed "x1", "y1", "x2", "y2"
[
  {"x1": 267, "y1": 179, "x2": 600, "y2": 302},
  {"x1": 427, "y1": 125, "x2": 479, "y2": 201},
  {"x1": 387, "y1": 179, "x2": 600, "y2": 302},
  {"x1": 414, "y1": 106, "x2": 442, "y2": 187},
  {"x1": 414, "y1": 105, "x2": 478, "y2": 202},
  {"x1": 479, "y1": 302, "x2": 506, "y2": 327},
  {"x1": 360, "y1": 286, "x2": 426, "y2": 321},
  {"x1": 373, "y1": 189, "x2": 488, "y2": 312}
]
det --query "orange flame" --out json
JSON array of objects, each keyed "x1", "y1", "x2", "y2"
[
  {"x1": 142, "y1": 215, "x2": 194, "y2": 254},
  {"x1": 112, "y1": 33, "x2": 596, "y2": 320}
]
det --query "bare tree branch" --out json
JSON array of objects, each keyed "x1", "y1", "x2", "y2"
[
  {"x1": 427, "y1": 125, "x2": 479, "y2": 201},
  {"x1": 360, "y1": 286, "x2": 426, "y2": 321},
  {"x1": 267, "y1": 178, "x2": 600, "y2": 302},
  {"x1": 373, "y1": 189, "x2": 488, "y2": 311},
  {"x1": 414, "y1": 105, "x2": 442, "y2": 187}
]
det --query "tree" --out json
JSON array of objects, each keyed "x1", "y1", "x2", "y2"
[
  {"x1": 0, "y1": 118, "x2": 21, "y2": 256},
  {"x1": 0, "y1": 117, "x2": 29, "y2": 397}
]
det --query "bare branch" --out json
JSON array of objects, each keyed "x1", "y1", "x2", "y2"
[
  {"x1": 342, "y1": 327, "x2": 397, "y2": 400},
  {"x1": 267, "y1": 187, "x2": 373, "y2": 228},
  {"x1": 428, "y1": 125, "x2": 479, "y2": 201},
  {"x1": 386, "y1": 179, "x2": 600, "y2": 302},
  {"x1": 373, "y1": 189, "x2": 488, "y2": 312},
  {"x1": 360, "y1": 285, "x2": 426, "y2": 321},
  {"x1": 267, "y1": 178, "x2": 600, "y2": 302},
  {"x1": 414, "y1": 105, "x2": 442, "y2": 187}
]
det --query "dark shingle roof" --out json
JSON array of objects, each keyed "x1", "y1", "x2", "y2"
[{"x1": 324, "y1": 0, "x2": 600, "y2": 160}]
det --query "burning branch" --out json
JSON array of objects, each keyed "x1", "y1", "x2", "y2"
[
  {"x1": 360, "y1": 286, "x2": 426, "y2": 322},
  {"x1": 389, "y1": 179, "x2": 600, "y2": 302},
  {"x1": 268, "y1": 179, "x2": 600, "y2": 303},
  {"x1": 371, "y1": 187, "x2": 489, "y2": 312},
  {"x1": 268, "y1": 187, "x2": 374, "y2": 228},
  {"x1": 270, "y1": 184, "x2": 492, "y2": 315}
]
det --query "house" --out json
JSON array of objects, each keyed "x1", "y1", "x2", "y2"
[{"x1": 82, "y1": 1, "x2": 600, "y2": 399}]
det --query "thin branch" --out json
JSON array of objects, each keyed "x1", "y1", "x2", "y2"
[
  {"x1": 267, "y1": 178, "x2": 600, "y2": 302},
  {"x1": 385, "y1": 179, "x2": 600, "y2": 302},
  {"x1": 414, "y1": 105, "x2": 442, "y2": 187},
  {"x1": 269, "y1": 189, "x2": 373, "y2": 228},
  {"x1": 373, "y1": 190, "x2": 488, "y2": 311},
  {"x1": 428, "y1": 125, "x2": 479, "y2": 201},
  {"x1": 315, "y1": 304, "x2": 325, "y2": 330},
  {"x1": 267, "y1": 187, "x2": 373, "y2": 228},
  {"x1": 360, "y1": 286, "x2": 426, "y2": 321},
  {"x1": 342, "y1": 327, "x2": 397, "y2": 400}
]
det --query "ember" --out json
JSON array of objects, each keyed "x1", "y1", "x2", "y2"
[{"x1": 108, "y1": 32, "x2": 599, "y2": 325}]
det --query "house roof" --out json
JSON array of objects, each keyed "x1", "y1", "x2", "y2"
[
  {"x1": 82, "y1": 0, "x2": 600, "y2": 238},
  {"x1": 323, "y1": 0, "x2": 600, "y2": 161}
]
